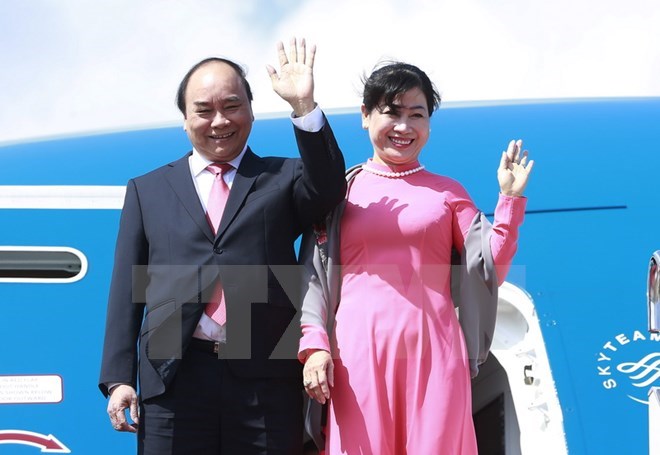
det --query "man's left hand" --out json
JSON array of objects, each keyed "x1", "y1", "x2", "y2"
[{"x1": 267, "y1": 37, "x2": 317, "y2": 117}]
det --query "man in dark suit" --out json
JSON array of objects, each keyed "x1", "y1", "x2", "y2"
[{"x1": 99, "y1": 38, "x2": 346, "y2": 454}]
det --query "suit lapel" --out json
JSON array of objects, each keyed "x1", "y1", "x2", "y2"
[
  {"x1": 215, "y1": 148, "x2": 262, "y2": 240},
  {"x1": 164, "y1": 153, "x2": 215, "y2": 243}
]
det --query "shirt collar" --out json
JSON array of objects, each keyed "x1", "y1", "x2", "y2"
[{"x1": 190, "y1": 145, "x2": 247, "y2": 177}]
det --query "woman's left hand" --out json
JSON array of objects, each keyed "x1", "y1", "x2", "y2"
[
  {"x1": 498, "y1": 139, "x2": 534, "y2": 197},
  {"x1": 303, "y1": 349, "x2": 334, "y2": 405}
]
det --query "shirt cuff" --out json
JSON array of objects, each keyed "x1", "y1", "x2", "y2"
[
  {"x1": 298, "y1": 323, "x2": 331, "y2": 363},
  {"x1": 106, "y1": 382, "x2": 127, "y2": 394},
  {"x1": 495, "y1": 193, "x2": 528, "y2": 225},
  {"x1": 290, "y1": 105, "x2": 324, "y2": 132}
]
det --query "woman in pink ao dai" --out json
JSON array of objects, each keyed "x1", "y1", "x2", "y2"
[{"x1": 299, "y1": 62, "x2": 534, "y2": 455}]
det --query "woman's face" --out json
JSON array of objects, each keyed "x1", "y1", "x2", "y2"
[{"x1": 362, "y1": 87, "x2": 430, "y2": 166}]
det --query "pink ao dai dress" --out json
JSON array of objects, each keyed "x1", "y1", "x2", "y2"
[{"x1": 300, "y1": 159, "x2": 527, "y2": 454}]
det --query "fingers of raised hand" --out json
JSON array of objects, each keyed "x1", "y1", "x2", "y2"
[
  {"x1": 304, "y1": 40, "x2": 316, "y2": 69},
  {"x1": 278, "y1": 37, "x2": 315, "y2": 68},
  {"x1": 288, "y1": 37, "x2": 299, "y2": 64},
  {"x1": 512, "y1": 151, "x2": 533, "y2": 176},
  {"x1": 276, "y1": 41, "x2": 288, "y2": 67},
  {"x1": 514, "y1": 139, "x2": 523, "y2": 160},
  {"x1": 525, "y1": 159, "x2": 535, "y2": 173},
  {"x1": 504, "y1": 139, "x2": 528, "y2": 168},
  {"x1": 505, "y1": 140, "x2": 516, "y2": 163},
  {"x1": 519, "y1": 151, "x2": 530, "y2": 168}
]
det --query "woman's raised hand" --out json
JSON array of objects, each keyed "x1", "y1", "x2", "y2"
[{"x1": 498, "y1": 139, "x2": 534, "y2": 197}]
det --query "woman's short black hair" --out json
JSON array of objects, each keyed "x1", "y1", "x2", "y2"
[
  {"x1": 362, "y1": 62, "x2": 441, "y2": 116},
  {"x1": 175, "y1": 57, "x2": 253, "y2": 116}
]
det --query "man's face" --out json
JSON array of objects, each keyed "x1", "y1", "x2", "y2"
[{"x1": 183, "y1": 62, "x2": 254, "y2": 162}]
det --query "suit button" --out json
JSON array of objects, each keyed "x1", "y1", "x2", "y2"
[{"x1": 214, "y1": 248, "x2": 223, "y2": 254}]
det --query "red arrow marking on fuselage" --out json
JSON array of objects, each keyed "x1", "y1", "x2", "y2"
[{"x1": 0, "y1": 430, "x2": 71, "y2": 453}]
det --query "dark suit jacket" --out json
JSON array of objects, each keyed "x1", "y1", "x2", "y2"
[{"x1": 99, "y1": 122, "x2": 345, "y2": 400}]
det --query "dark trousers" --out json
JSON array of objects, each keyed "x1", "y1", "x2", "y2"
[{"x1": 138, "y1": 344, "x2": 303, "y2": 455}]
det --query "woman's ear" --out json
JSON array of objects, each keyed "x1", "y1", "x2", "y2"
[{"x1": 361, "y1": 105, "x2": 369, "y2": 130}]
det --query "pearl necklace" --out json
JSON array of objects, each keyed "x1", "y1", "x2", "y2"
[{"x1": 361, "y1": 163, "x2": 425, "y2": 178}]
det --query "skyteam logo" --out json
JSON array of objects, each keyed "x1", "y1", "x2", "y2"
[{"x1": 597, "y1": 329, "x2": 660, "y2": 404}]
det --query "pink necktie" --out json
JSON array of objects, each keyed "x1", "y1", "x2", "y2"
[
  {"x1": 205, "y1": 163, "x2": 232, "y2": 235},
  {"x1": 204, "y1": 163, "x2": 233, "y2": 325}
]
